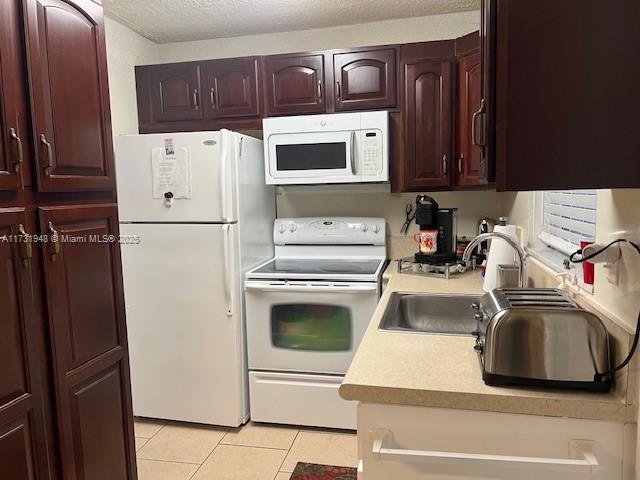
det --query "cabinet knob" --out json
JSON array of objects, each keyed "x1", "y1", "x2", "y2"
[
  {"x1": 40, "y1": 134, "x2": 54, "y2": 177},
  {"x1": 316, "y1": 80, "x2": 322, "y2": 100},
  {"x1": 458, "y1": 154, "x2": 464, "y2": 175},
  {"x1": 442, "y1": 154, "x2": 447, "y2": 176},
  {"x1": 192, "y1": 88, "x2": 199, "y2": 109},
  {"x1": 17, "y1": 224, "x2": 32, "y2": 266},
  {"x1": 210, "y1": 87, "x2": 216, "y2": 108},
  {"x1": 9, "y1": 128, "x2": 23, "y2": 173},
  {"x1": 472, "y1": 98, "x2": 486, "y2": 149},
  {"x1": 336, "y1": 81, "x2": 341, "y2": 101},
  {"x1": 48, "y1": 221, "x2": 61, "y2": 262}
]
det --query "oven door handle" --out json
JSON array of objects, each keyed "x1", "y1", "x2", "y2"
[{"x1": 245, "y1": 282, "x2": 378, "y2": 294}]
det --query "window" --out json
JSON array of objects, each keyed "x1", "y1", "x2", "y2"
[
  {"x1": 538, "y1": 190, "x2": 597, "y2": 255},
  {"x1": 531, "y1": 190, "x2": 597, "y2": 291}
]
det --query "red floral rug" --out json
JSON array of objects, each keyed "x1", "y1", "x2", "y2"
[{"x1": 289, "y1": 462, "x2": 357, "y2": 480}]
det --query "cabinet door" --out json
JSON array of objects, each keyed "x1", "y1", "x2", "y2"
[
  {"x1": 264, "y1": 53, "x2": 325, "y2": 115},
  {"x1": 402, "y1": 59, "x2": 453, "y2": 190},
  {"x1": 39, "y1": 204, "x2": 136, "y2": 480},
  {"x1": 456, "y1": 51, "x2": 487, "y2": 187},
  {"x1": 204, "y1": 57, "x2": 260, "y2": 119},
  {"x1": 333, "y1": 48, "x2": 396, "y2": 111},
  {"x1": 0, "y1": 1, "x2": 24, "y2": 190},
  {"x1": 490, "y1": 0, "x2": 640, "y2": 190},
  {"x1": 0, "y1": 209, "x2": 50, "y2": 479},
  {"x1": 149, "y1": 63, "x2": 203, "y2": 122},
  {"x1": 23, "y1": 0, "x2": 116, "y2": 192}
]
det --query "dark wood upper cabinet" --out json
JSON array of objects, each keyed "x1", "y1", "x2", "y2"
[
  {"x1": 39, "y1": 204, "x2": 136, "y2": 480},
  {"x1": 0, "y1": 0, "x2": 27, "y2": 190},
  {"x1": 0, "y1": 209, "x2": 51, "y2": 480},
  {"x1": 486, "y1": 0, "x2": 640, "y2": 191},
  {"x1": 264, "y1": 53, "x2": 325, "y2": 115},
  {"x1": 456, "y1": 51, "x2": 487, "y2": 187},
  {"x1": 402, "y1": 58, "x2": 453, "y2": 190},
  {"x1": 23, "y1": 0, "x2": 116, "y2": 192},
  {"x1": 203, "y1": 57, "x2": 260, "y2": 119},
  {"x1": 333, "y1": 48, "x2": 396, "y2": 111},
  {"x1": 149, "y1": 62, "x2": 203, "y2": 122}
]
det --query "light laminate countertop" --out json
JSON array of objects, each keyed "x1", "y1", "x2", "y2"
[{"x1": 339, "y1": 262, "x2": 630, "y2": 422}]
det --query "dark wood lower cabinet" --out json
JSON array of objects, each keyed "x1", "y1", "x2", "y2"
[
  {"x1": 39, "y1": 204, "x2": 136, "y2": 480},
  {"x1": 0, "y1": 208, "x2": 51, "y2": 480}
]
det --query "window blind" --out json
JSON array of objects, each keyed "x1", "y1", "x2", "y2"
[{"x1": 539, "y1": 190, "x2": 597, "y2": 255}]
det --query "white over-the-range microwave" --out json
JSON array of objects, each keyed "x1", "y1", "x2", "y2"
[{"x1": 262, "y1": 111, "x2": 389, "y2": 185}]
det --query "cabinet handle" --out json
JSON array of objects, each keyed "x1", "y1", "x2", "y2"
[
  {"x1": 371, "y1": 430, "x2": 599, "y2": 475},
  {"x1": 458, "y1": 153, "x2": 464, "y2": 174},
  {"x1": 210, "y1": 87, "x2": 216, "y2": 108},
  {"x1": 316, "y1": 80, "x2": 322, "y2": 100},
  {"x1": 192, "y1": 88, "x2": 199, "y2": 109},
  {"x1": 9, "y1": 128, "x2": 23, "y2": 173},
  {"x1": 442, "y1": 154, "x2": 448, "y2": 176},
  {"x1": 336, "y1": 81, "x2": 341, "y2": 101},
  {"x1": 17, "y1": 224, "x2": 32, "y2": 265},
  {"x1": 40, "y1": 134, "x2": 54, "y2": 177},
  {"x1": 472, "y1": 98, "x2": 486, "y2": 149},
  {"x1": 48, "y1": 221, "x2": 60, "y2": 261}
]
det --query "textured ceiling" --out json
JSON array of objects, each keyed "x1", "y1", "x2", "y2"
[{"x1": 103, "y1": 0, "x2": 480, "y2": 44}]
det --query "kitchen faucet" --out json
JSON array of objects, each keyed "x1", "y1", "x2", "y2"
[{"x1": 458, "y1": 232, "x2": 527, "y2": 288}]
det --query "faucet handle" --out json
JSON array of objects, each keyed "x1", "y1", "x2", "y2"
[
  {"x1": 470, "y1": 302, "x2": 480, "y2": 310},
  {"x1": 456, "y1": 262, "x2": 467, "y2": 273}
]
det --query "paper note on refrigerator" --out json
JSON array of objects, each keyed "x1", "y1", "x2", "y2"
[{"x1": 151, "y1": 147, "x2": 192, "y2": 199}]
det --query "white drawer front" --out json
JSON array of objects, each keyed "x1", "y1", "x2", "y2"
[
  {"x1": 249, "y1": 371, "x2": 357, "y2": 429},
  {"x1": 358, "y1": 403, "x2": 624, "y2": 480}
]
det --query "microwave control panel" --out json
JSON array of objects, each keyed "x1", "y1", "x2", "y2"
[{"x1": 360, "y1": 130, "x2": 383, "y2": 176}]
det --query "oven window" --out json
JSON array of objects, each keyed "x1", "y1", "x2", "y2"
[
  {"x1": 271, "y1": 304, "x2": 352, "y2": 351},
  {"x1": 276, "y1": 143, "x2": 346, "y2": 171}
]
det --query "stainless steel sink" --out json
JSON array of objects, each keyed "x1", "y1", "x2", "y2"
[{"x1": 379, "y1": 292, "x2": 481, "y2": 335}]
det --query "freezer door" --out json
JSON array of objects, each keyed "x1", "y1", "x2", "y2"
[
  {"x1": 120, "y1": 223, "x2": 247, "y2": 426},
  {"x1": 115, "y1": 131, "x2": 238, "y2": 223}
]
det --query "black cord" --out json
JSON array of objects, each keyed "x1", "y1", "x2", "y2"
[{"x1": 569, "y1": 239, "x2": 640, "y2": 380}]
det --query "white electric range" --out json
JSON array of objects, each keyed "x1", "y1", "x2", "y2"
[{"x1": 244, "y1": 217, "x2": 386, "y2": 429}]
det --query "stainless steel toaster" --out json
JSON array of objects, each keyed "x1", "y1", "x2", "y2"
[{"x1": 474, "y1": 288, "x2": 611, "y2": 392}]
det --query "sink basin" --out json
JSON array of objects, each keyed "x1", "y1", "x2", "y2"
[{"x1": 379, "y1": 292, "x2": 481, "y2": 335}]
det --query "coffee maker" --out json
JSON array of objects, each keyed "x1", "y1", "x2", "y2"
[{"x1": 414, "y1": 195, "x2": 458, "y2": 265}]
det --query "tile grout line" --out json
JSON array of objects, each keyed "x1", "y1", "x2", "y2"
[
  {"x1": 276, "y1": 429, "x2": 301, "y2": 475},
  {"x1": 185, "y1": 427, "x2": 230, "y2": 480}
]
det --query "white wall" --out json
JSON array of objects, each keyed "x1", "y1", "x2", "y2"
[
  {"x1": 157, "y1": 11, "x2": 480, "y2": 62},
  {"x1": 104, "y1": 16, "x2": 159, "y2": 136}
]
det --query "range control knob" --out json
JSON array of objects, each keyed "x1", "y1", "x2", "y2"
[
  {"x1": 360, "y1": 223, "x2": 369, "y2": 232},
  {"x1": 289, "y1": 224, "x2": 297, "y2": 233},
  {"x1": 278, "y1": 224, "x2": 286, "y2": 234},
  {"x1": 372, "y1": 224, "x2": 380, "y2": 234}
]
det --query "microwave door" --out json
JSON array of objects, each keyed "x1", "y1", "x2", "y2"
[{"x1": 268, "y1": 131, "x2": 354, "y2": 184}]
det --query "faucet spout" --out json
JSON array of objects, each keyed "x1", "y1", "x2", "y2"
[{"x1": 458, "y1": 232, "x2": 527, "y2": 288}]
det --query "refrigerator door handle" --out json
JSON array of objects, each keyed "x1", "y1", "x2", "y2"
[
  {"x1": 222, "y1": 224, "x2": 234, "y2": 316},
  {"x1": 220, "y1": 130, "x2": 237, "y2": 222}
]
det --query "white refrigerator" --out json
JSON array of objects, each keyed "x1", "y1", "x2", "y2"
[{"x1": 115, "y1": 130, "x2": 275, "y2": 426}]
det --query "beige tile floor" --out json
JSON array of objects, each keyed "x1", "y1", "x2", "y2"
[{"x1": 134, "y1": 417, "x2": 358, "y2": 480}]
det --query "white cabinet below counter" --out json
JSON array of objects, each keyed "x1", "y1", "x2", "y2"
[{"x1": 357, "y1": 402, "x2": 629, "y2": 480}]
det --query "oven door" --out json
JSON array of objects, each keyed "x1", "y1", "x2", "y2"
[
  {"x1": 266, "y1": 131, "x2": 356, "y2": 184},
  {"x1": 245, "y1": 280, "x2": 379, "y2": 374}
]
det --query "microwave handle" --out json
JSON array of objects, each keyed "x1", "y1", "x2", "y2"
[
  {"x1": 350, "y1": 130, "x2": 356, "y2": 175},
  {"x1": 245, "y1": 282, "x2": 378, "y2": 294}
]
